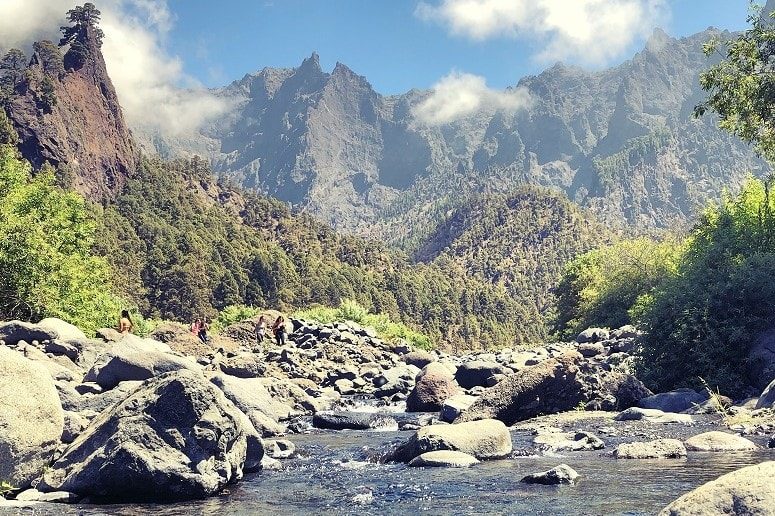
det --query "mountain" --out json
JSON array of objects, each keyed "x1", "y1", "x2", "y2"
[
  {"x1": 2, "y1": 25, "x2": 137, "y2": 200},
  {"x1": 139, "y1": 28, "x2": 769, "y2": 241}
]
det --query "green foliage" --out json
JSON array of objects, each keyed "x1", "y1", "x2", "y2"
[
  {"x1": 60, "y1": 3, "x2": 104, "y2": 48},
  {"x1": 0, "y1": 109, "x2": 17, "y2": 145},
  {"x1": 635, "y1": 177, "x2": 775, "y2": 395},
  {"x1": 32, "y1": 40, "x2": 64, "y2": 79},
  {"x1": 294, "y1": 299, "x2": 434, "y2": 351},
  {"x1": 0, "y1": 48, "x2": 26, "y2": 104},
  {"x1": 0, "y1": 480, "x2": 15, "y2": 498},
  {"x1": 39, "y1": 75, "x2": 57, "y2": 111},
  {"x1": 695, "y1": 5, "x2": 775, "y2": 161},
  {"x1": 554, "y1": 238, "x2": 682, "y2": 338},
  {"x1": 0, "y1": 145, "x2": 125, "y2": 334},
  {"x1": 211, "y1": 304, "x2": 262, "y2": 334},
  {"x1": 95, "y1": 157, "x2": 520, "y2": 350}
]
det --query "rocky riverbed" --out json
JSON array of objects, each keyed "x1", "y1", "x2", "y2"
[{"x1": 0, "y1": 316, "x2": 774, "y2": 514}]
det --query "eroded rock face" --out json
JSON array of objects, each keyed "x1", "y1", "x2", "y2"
[
  {"x1": 660, "y1": 461, "x2": 775, "y2": 515},
  {"x1": 39, "y1": 370, "x2": 260, "y2": 502},
  {"x1": 388, "y1": 419, "x2": 512, "y2": 463},
  {"x1": 0, "y1": 347, "x2": 64, "y2": 489}
]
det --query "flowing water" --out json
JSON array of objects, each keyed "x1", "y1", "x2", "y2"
[{"x1": 14, "y1": 419, "x2": 774, "y2": 516}]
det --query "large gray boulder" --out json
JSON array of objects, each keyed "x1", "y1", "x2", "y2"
[
  {"x1": 388, "y1": 419, "x2": 512, "y2": 462},
  {"x1": 660, "y1": 461, "x2": 775, "y2": 515},
  {"x1": 84, "y1": 343, "x2": 199, "y2": 390},
  {"x1": 456, "y1": 353, "x2": 650, "y2": 425},
  {"x1": 38, "y1": 370, "x2": 262, "y2": 502},
  {"x1": 613, "y1": 439, "x2": 687, "y2": 459},
  {"x1": 406, "y1": 363, "x2": 460, "y2": 412},
  {"x1": 0, "y1": 320, "x2": 58, "y2": 345},
  {"x1": 454, "y1": 361, "x2": 508, "y2": 389},
  {"x1": 755, "y1": 377, "x2": 775, "y2": 409},
  {"x1": 638, "y1": 388, "x2": 707, "y2": 413},
  {"x1": 684, "y1": 431, "x2": 757, "y2": 452},
  {"x1": 0, "y1": 347, "x2": 64, "y2": 489},
  {"x1": 210, "y1": 373, "x2": 292, "y2": 422},
  {"x1": 521, "y1": 464, "x2": 579, "y2": 485},
  {"x1": 37, "y1": 318, "x2": 87, "y2": 342},
  {"x1": 312, "y1": 411, "x2": 398, "y2": 431}
]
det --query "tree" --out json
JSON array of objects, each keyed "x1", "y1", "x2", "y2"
[
  {"x1": 60, "y1": 3, "x2": 105, "y2": 47},
  {"x1": 695, "y1": 4, "x2": 775, "y2": 160},
  {"x1": 0, "y1": 49, "x2": 27, "y2": 102},
  {"x1": 33, "y1": 40, "x2": 64, "y2": 79}
]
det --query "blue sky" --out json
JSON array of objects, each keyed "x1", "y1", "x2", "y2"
[{"x1": 165, "y1": 0, "x2": 751, "y2": 94}]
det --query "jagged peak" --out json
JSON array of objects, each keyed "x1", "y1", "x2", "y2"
[{"x1": 299, "y1": 52, "x2": 322, "y2": 73}]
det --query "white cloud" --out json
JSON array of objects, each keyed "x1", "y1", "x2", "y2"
[
  {"x1": 416, "y1": 0, "x2": 668, "y2": 65},
  {"x1": 0, "y1": 0, "x2": 231, "y2": 137},
  {"x1": 412, "y1": 71, "x2": 532, "y2": 125}
]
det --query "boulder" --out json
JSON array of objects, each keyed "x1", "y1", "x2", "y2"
[
  {"x1": 614, "y1": 407, "x2": 693, "y2": 424},
  {"x1": 264, "y1": 439, "x2": 295, "y2": 459},
  {"x1": 638, "y1": 388, "x2": 707, "y2": 413},
  {"x1": 312, "y1": 411, "x2": 397, "y2": 431},
  {"x1": 14, "y1": 489, "x2": 80, "y2": 503},
  {"x1": 660, "y1": 461, "x2": 775, "y2": 515},
  {"x1": 440, "y1": 394, "x2": 477, "y2": 423},
  {"x1": 684, "y1": 431, "x2": 757, "y2": 452},
  {"x1": 613, "y1": 439, "x2": 687, "y2": 459},
  {"x1": 210, "y1": 374, "x2": 291, "y2": 422},
  {"x1": 406, "y1": 363, "x2": 460, "y2": 412},
  {"x1": 37, "y1": 318, "x2": 87, "y2": 342},
  {"x1": 755, "y1": 377, "x2": 775, "y2": 409},
  {"x1": 534, "y1": 431, "x2": 605, "y2": 452},
  {"x1": 61, "y1": 411, "x2": 88, "y2": 444},
  {"x1": 84, "y1": 349, "x2": 199, "y2": 390},
  {"x1": 0, "y1": 347, "x2": 64, "y2": 489},
  {"x1": 408, "y1": 451, "x2": 479, "y2": 468},
  {"x1": 0, "y1": 320, "x2": 58, "y2": 345},
  {"x1": 149, "y1": 322, "x2": 209, "y2": 356},
  {"x1": 454, "y1": 361, "x2": 508, "y2": 389},
  {"x1": 403, "y1": 350, "x2": 436, "y2": 368},
  {"x1": 521, "y1": 464, "x2": 579, "y2": 485},
  {"x1": 218, "y1": 354, "x2": 266, "y2": 378},
  {"x1": 577, "y1": 343, "x2": 605, "y2": 358},
  {"x1": 38, "y1": 370, "x2": 261, "y2": 502},
  {"x1": 388, "y1": 419, "x2": 512, "y2": 462},
  {"x1": 576, "y1": 328, "x2": 609, "y2": 343}
]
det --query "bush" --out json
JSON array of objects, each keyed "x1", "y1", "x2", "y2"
[
  {"x1": 0, "y1": 145, "x2": 126, "y2": 335},
  {"x1": 294, "y1": 299, "x2": 435, "y2": 351},
  {"x1": 211, "y1": 304, "x2": 262, "y2": 334}
]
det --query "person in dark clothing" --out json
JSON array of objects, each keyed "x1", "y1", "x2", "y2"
[{"x1": 272, "y1": 316, "x2": 287, "y2": 346}]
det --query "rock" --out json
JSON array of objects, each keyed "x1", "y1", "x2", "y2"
[
  {"x1": 149, "y1": 322, "x2": 210, "y2": 356},
  {"x1": 373, "y1": 365, "x2": 418, "y2": 397},
  {"x1": 440, "y1": 394, "x2": 477, "y2": 423},
  {"x1": 61, "y1": 411, "x2": 88, "y2": 444},
  {"x1": 38, "y1": 370, "x2": 261, "y2": 502},
  {"x1": 408, "y1": 450, "x2": 479, "y2": 468},
  {"x1": 312, "y1": 411, "x2": 397, "y2": 431},
  {"x1": 0, "y1": 320, "x2": 58, "y2": 345},
  {"x1": 15, "y1": 489, "x2": 80, "y2": 503},
  {"x1": 84, "y1": 348, "x2": 200, "y2": 390},
  {"x1": 684, "y1": 431, "x2": 757, "y2": 451},
  {"x1": 576, "y1": 328, "x2": 609, "y2": 343},
  {"x1": 520, "y1": 464, "x2": 579, "y2": 485},
  {"x1": 768, "y1": 435, "x2": 774, "y2": 449},
  {"x1": 402, "y1": 350, "x2": 436, "y2": 368},
  {"x1": 454, "y1": 361, "x2": 508, "y2": 389},
  {"x1": 755, "y1": 377, "x2": 775, "y2": 409},
  {"x1": 260, "y1": 456, "x2": 283, "y2": 471},
  {"x1": 0, "y1": 346, "x2": 64, "y2": 489},
  {"x1": 218, "y1": 354, "x2": 266, "y2": 378},
  {"x1": 246, "y1": 410, "x2": 288, "y2": 437},
  {"x1": 577, "y1": 342, "x2": 605, "y2": 358},
  {"x1": 659, "y1": 461, "x2": 775, "y2": 515},
  {"x1": 388, "y1": 419, "x2": 512, "y2": 462},
  {"x1": 638, "y1": 388, "x2": 707, "y2": 413},
  {"x1": 264, "y1": 439, "x2": 296, "y2": 459},
  {"x1": 210, "y1": 374, "x2": 292, "y2": 422},
  {"x1": 95, "y1": 328, "x2": 123, "y2": 342},
  {"x1": 74, "y1": 382, "x2": 103, "y2": 395},
  {"x1": 614, "y1": 407, "x2": 694, "y2": 424},
  {"x1": 613, "y1": 439, "x2": 687, "y2": 459},
  {"x1": 37, "y1": 318, "x2": 87, "y2": 342},
  {"x1": 406, "y1": 363, "x2": 460, "y2": 412},
  {"x1": 334, "y1": 378, "x2": 355, "y2": 395},
  {"x1": 534, "y1": 431, "x2": 605, "y2": 452}
]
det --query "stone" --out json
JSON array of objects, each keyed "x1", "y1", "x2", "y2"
[
  {"x1": 61, "y1": 411, "x2": 88, "y2": 444},
  {"x1": 312, "y1": 411, "x2": 398, "y2": 431},
  {"x1": 577, "y1": 342, "x2": 606, "y2": 358},
  {"x1": 638, "y1": 388, "x2": 707, "y2": 413},
  {"x1": 210, "y1": 374, "x2": 292, "y2": 422},
  {"x1": 402, "y1": 350, "x2": 436, "y2": 368},
  {"x1": 388, "y1": 419, "x2": 512, "y2": 462},
  {"x1": 406, "y1": 363, "x2": 460, "y2": 412},
  {"x1": 613, "y1": 439, "x2": 687, "y2": 459},
  {"x1": 95, "y1": 328, "x2": 123, "y2": 342},
  {"x1": 684, "y1": 431, "x2": 757, "y2": 452},
  {"x1": 218, "y1": 354, "x2": 266, "y2": 378},
  {"x1": 440, "y1": 394, "x2": 478, "y2": 423},
  {"x1": 534, "y1": 431, "x2": 605, "y2": 452},
  {"x1": 37, "y1": 318, "x2": 87, "y2": 342},
  {"x1": 264, "y1": 439, "x2": 296, "y2": 459},
  {"x1": 260, "y1": 456, "x2": 283, "y2": 471},
  {"x1": 15, "y1": 489, "x2": 80, "y2": 503},
  {"x1": 74, "y1": 382, "x2": 103, "y2": 395},
  {"x1": 614, "y1": 407, "x2": 694, "y2": 424},
  {"x1": 84, "y1": 348, "x2": 200, "y2": 390},
  {"x1": 0, "y1": 320, "x2": 58, "y2": 345},
  {"x1": 38, "y1": 370, "x2": 262, "y2": 502},
  {"x1": 0, "y1": 347, "x2": 64, "y2": 489},
  {"x1": 576, "y1": 328, "x2": 610, "y2": 343},
  {"x1": 408, "y1": 450, "x2": 480, "y2": 468},
  {"x1": 755, "y1": 377, "x2": 775, "y2": 409},
  {"x1": 454, "y1": 361, "x2": 508, "y2": 389},
  {"x1": 334, "y1": 378, "x2": 355, "y2": 395},
  {"x1": 660, "y1": 461, "x2": 775, "y2": 515},
  {"x1": 521, "y1": 464, "x2": 579, "y2": 485}
]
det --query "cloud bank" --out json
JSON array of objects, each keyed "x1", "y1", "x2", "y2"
[
  {"x1": 0, "y1": 0, "x2": 230, "y2": 136},
  {"x1": 416, "y1": 0, "x2": 668, "y2": 65},
  {"x1": 412, "y1": 71, "x2": 532, "y2": 125}
]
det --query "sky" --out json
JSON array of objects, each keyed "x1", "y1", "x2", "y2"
[{"x1": 0, "y1": 0, "x2": 755, "y2": 134}]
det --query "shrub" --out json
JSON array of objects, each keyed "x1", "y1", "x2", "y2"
[{"x1": 211, "y1": 304, "x2": 262, "y2": 334}]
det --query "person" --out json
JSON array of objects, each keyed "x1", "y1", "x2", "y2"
[
  {"x1": 118, "y1": 310, "x2": 133, "y2": 334},
  {"x1": 191, "y1": 318, "x2": 202, "y2": 336},
  {"x1": 197, "y1": 318, "x2": 209, "y2": 344},
  {"x1": 255, "y1": 315, "x2": 267, "y2": 346},
  {"x1": 272, "y1": 315, "x2": 287, "y2": 346}
]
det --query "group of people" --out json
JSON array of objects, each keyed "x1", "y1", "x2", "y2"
[
  {"x1": 116, "y1": 310, "x2": 288, "y2": 347},
  {"x1": 254, "y1": 315, "x2": 287, "y2": 346}
]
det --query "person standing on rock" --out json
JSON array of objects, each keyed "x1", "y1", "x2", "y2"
[
  {"x1": 118, "y1": 310, "x2": 133, "y2": 334},
  {"x1": 272, "y1": 316, "x2": 287, "y2": 346},
  {"x1": 197, "y1": 318, "x2": 210, "y2": 344},
  {"x1": 255, "y1": 315, "x2": 267, "y2": 347}
]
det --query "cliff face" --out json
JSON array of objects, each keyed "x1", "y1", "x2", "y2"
[{"x1": 5, "y1": 26, "x2": 136, "y2": 200}]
